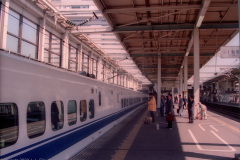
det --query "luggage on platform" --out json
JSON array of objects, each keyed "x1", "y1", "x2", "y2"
[{"x1": 144, "y1": 116, "x2": 152, "y2": 124}]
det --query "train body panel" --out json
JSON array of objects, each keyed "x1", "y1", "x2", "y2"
[{"x1": 0, "y1": 52, "x2": 147, "y2": 159}]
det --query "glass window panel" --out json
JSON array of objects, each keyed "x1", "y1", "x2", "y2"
[
  {"x1": 114, "y1": 72, "x2": 117, "y2": 84},
  {"x1": 106, "y1": 67, "x2": 109, "y2": 81},
  {"x1": 83, "y1": 54, "x2": 89, "y2": 73},
  {"x1": 81, "y1": 5, "x2": 89, "y2": 8},
  {"x1": 80, "y1": 100, "x2": 87, "y2": 122},
  {"x1": 101, "y1": 63, "x2": 105, "y2": 81},
  {"x1": 21, "y1": 41, "x2": 36, "y2": 58},
  {"x1": 51, "y1": 53, "x2": 60, "y2": 67},
  {"x1": 89, "y1": 100, "x2": 94, "y2": 119},
  {"x1": 69, "y1": 46, "x2": 77, "y2": 62},
  {"x1": 51, "y1": 101, "x2": 64, "y2": 131},
  {"x1": 44, "y1": 50, "x2": 49, "y2": 63},
  {"x1": 7, "y1": 10, "x2": 20, "y2": 36},
  {"x1": 69, "y1": 62, "x2": 77, "y2": 71},
  {"x1": 71, "y1": 5, "x2": 81, "y2": 9},
  {"x1": 81, "y1": 53, "x2": 84, "y2": 69},
  {"x1": 93, "y1": 60, "x2": 97, "y2": 77},
  {"x1": 0, "y1": 103, "x2": 18, "y2": 149},
  {"x1": 51, "y1": 35, "x2": 61, "y2": 55},
  {"x1": 22, "y1": 18, "x2": 37, "y2": 44},
  {"x1": 69, "y1": 46, "x2": 77, "y2": 71},
  {"x1": 68, "y1": 100, "x2": 77, "y2": 126},
  {"x1": 44, "y1": 31, "x2": 50, "y2": 50},
  {"x1": 6, "y1": 34, "x2": 18, "y2": 53},
  {"x1": 27, "y1": 102, "x2": 45, "y2": 139}
]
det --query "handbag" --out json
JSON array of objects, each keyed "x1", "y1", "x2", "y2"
[{"x1": 166, "y1": 114, "x2": 174, "y2": 121}]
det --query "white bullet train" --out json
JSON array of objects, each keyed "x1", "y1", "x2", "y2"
[{"x1": 0, "y1": 51, "x2": 148, "y2": 159}]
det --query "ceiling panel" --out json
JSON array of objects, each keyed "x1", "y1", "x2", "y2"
[{"x1": 93, "y1": 0, "x2": 238, "y2": 83}]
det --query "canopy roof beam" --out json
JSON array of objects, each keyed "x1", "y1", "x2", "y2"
[{"x1": 103, "y1": 3, "x2": 237, "y2": 14}]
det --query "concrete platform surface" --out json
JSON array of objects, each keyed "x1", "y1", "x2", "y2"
[{"x1": 71, "y1": 104, "x2": 240, "y2": 160}]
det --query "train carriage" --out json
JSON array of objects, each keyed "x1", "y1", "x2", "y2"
[{"x1": 0, "y1": 51, "x2": 148, "y2": 159}]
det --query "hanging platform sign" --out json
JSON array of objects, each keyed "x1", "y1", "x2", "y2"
[{"x1": 220, "y1": 46, "x2": 240, "y2": 58}]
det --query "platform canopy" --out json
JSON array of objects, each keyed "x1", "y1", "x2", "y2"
[{"x1": 86, "y1": 0, "x2": 239, "y2": 84}]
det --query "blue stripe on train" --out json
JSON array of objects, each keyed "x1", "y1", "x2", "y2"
[{"x1": 3, "y1": 102, "x2": 146, "y2": 159}]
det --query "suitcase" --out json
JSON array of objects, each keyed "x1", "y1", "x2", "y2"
[{"x1": 144, "y1": 116, "x2": 152, "y2": 124}]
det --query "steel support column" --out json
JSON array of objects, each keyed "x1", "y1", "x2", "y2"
[
  {"x1": 177, "y1": 78, "x2": 180, "y2": 96},
  {"x1": 38, "y1": 17, "x2": 46, "y2": 61},
  {"x1": 211, "y1": 84, "x2": 213, "y2": 102},
  {"x1": 78, "y1": 44, "x2": 82, "y2": 72},
  {"x1": 180, "y1": 68, "x2": 183, "y2": 97},
  {"x1": 0, "y1": 0, "x2": 9, "y2": 50},
  {"x1": 194, "y1": 28, "x2": 200, "y2": 118},
  {"x1": 0, "y1": 1, "x2": 2, "y2": 22},
  {"x1": 61, "y1": 31, "x2": 69, "y2": 69},
  {"x1": 184, "y1": 56, "x2": 188, "y2": 99},
  {"x1": 89, "y1": 51, "x2": 93, "y2": 74},
  {"x1": 239, "y1": 0, "x2": 240, "y2": 108},
  {"x1": 157, "y1": 55, "x2": 162, "y2": 109}
]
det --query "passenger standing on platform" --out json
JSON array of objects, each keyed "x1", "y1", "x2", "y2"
[
  {"x1": 160, "y1": 95, "x2": 165, "y2": 117},
  {"x1": 166, "y1": 94, "x2": 173, "y2": 129},
  {"x1": 188, "y1": 95, "x2": 194, "y2": 123},
  {"x1": 148, "y1": 93, "x2": 156, "y2": 123},
  {"x1": 178, "y1": 95, "x2": 183, "y2": 116}
]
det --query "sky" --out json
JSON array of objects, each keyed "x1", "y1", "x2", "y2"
[{"x1": 188, "y1": 33, "x2": 240, "y2": 84}]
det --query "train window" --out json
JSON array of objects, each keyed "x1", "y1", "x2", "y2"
[
  {"x1": 0, "y1": 103, "x2": 18, "y2": 149},
  {"x1": 89, "y1": 100, "x2": 94, "y2": 119},
  {"x1": 68, "y1": 100, "x2": 77, "y2": 126},
  {"x1": 91, "y1": 89, "x2": 94, "y2": 94},
  {"x1": 80, "y1": 100, "x2": 87, "y2": 122},
  {"x1": 99, "y1": 92, "x2": 101, "y2": 106},
  {"x1": 51, "y1": 101, "x2": 64, "y2": 131},
  {"x1": 27, "y1": 102, "x2": 45, "y2": 139}
]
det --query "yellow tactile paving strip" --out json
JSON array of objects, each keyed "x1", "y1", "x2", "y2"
[
  {"x1": 111, "y1": 110, "x2": 148, "y2": 160},
  {"x1": 209, "y1": 115, "x2": 240, "y2": 134}
]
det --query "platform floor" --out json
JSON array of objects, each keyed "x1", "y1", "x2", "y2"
[{"x1": 70, "y1": 104, "x2": 240, "y2": 160}]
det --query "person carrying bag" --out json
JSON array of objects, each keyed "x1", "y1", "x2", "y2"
[
  {"x1": 147, "y1": 93, "x2": 156, "y2": 123},
  {"x1": 166, "y1": 93, "x2": 174, "y2": 129}
]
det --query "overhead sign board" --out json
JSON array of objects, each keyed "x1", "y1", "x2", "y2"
[{"x1": 220, "y1": 46, "x2": 240, "y2": 58}]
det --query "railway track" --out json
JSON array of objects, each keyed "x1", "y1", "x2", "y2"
[{"x1": 201, "y1": 102, "x2": 240, "y2": 119}]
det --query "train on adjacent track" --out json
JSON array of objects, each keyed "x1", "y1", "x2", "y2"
[{"x1": 0, "y1": 51, "x2": 148, "y2": 159}]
